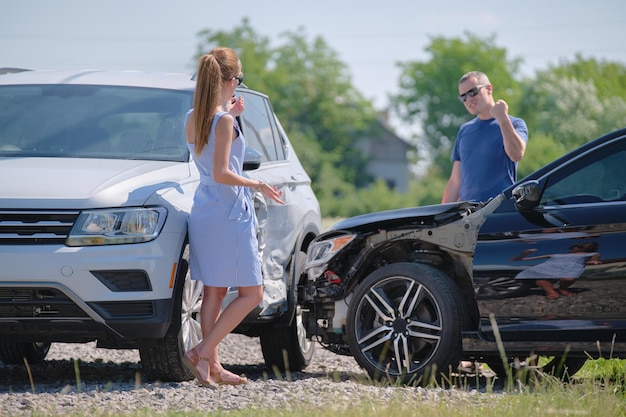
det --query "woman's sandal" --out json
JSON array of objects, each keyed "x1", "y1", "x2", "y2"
[
  {"x1": 213, "y1": 370, "x2": 248, "y2": 385},
  {"x1": 182, "y1": 349, "x2": 218, "y2": 389}
]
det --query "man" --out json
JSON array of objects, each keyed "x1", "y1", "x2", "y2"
[
  {"x1": 444, "y1": 71, "x2": 528, "y2": 373},
  {"x1": 442, "y1": 71, "x2": 528, "y2": 203}
]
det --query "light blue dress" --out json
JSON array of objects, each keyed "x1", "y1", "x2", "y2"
[
  {"x1": 515, "y1": 252, "x2": 599, "y2": 280},
  {"x1": 186, "y1": 110, "x2": 262, "y2": 287}
]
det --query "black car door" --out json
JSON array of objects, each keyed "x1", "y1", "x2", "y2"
[{"x1": 473, "y1": 136, "x2": 626, "y2": 344}]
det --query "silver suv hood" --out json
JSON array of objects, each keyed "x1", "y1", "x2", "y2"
[{"x1": 0, "y1": 157, "x2": 192, "y2": 209}]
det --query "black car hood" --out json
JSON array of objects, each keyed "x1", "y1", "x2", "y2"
[{"x1": 328, "y1": 201, "x2": 483, "y2": 232}]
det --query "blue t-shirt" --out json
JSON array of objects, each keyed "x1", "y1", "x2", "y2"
[{"x1": 451, "y1": 116, "x2": 528, "y2": 202}]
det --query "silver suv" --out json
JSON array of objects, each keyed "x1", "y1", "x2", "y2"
[{"x1": 0, "y1": 69, "x2": 322, "y2": 381}]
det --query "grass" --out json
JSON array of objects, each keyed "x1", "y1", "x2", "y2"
[
  {"x1": 27, "y1": 377, "x2": 626, "y2": 417},
  {"x1": 11, "y1": 357, "x2": 625, "y2": 417},
  {"x1": 180, "y1": 384, "x2": 624, "y2": 417},
  {"x1": 322, "y1": 217, "x2": 344, "y2": 230}
]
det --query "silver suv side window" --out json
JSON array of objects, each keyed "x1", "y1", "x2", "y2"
[{"x1": 238, "y1": 92, "x2": 285, "y2": 162}]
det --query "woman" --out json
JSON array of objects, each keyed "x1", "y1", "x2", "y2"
[
  {"x1": 183, "y1": 47, "x2": 284, "y2": 388},
  {"x1": 513, "y1": 242, "x2": 601, "y2": 299}
]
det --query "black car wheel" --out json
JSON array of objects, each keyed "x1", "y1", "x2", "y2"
[{"x1": 346, "y1": 262, "x2": 467, "y2": 384}]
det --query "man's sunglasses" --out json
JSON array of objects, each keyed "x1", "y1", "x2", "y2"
[{"x1": 458, "y1": 84, "x2": 488, "y2": 103}]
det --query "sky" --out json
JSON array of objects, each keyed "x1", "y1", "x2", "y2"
[{"x1": 1, "y1": 0, "x2": 625, "y2": 110}]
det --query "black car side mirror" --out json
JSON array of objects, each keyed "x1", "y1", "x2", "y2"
[
  {"x1": 513, "y1": 180, "x2": 540, "y2": 210},
  {"x1": 243, "y1": 146, "x2": 263, "y2": 171}
]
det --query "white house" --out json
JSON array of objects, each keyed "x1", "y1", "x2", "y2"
[{"x1": 355, "y1": 113, "x2": 412, "y2": 192}]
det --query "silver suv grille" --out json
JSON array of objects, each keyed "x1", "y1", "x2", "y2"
[{"x1": 0, "y1": 210, "x2": 79, "y2": 245}]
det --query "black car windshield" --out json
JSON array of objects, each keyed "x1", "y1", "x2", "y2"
[{"x1": 0, "y1": 84, "x2": 192, "y2": 162}]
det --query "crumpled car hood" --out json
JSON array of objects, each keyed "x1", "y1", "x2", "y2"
[
  {"x1": 329, "y1": 201, "x2": 483, "y2": 232},
  {"x1": 0, "y1": 157, "x2": 192, "y2": 209}
]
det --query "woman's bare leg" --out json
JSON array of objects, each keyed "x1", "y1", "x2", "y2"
[
  {"x1": 191, "y1": 285, "x2": 263, "y2": 382},
  {"x1": 557, "y1": 278, "x2": 576, "y2": 296},
  {"x1": 536, "y1": 279, "x2": 560, "y2": 299},
  {"x1": 199, "y1": 286, "x2": 227, "y2": 374},
  {"x1": 185, "y1": 286, "x2": 226, "y2": 383}
]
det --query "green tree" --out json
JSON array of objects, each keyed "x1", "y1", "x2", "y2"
[
  {"x1": 519, "y1": 57, "x2": 626, "y2": 151},
  {"x1": 193, "y1": 19, "x2": 381, "y2": 216},
  {"x1": 516, "y1": 132, "x2": 566, "y2": 179},
  {"x1": 547, "y1": 55, "x2": 626, "y2": 99},
  {"x1": 392, "y1": 32, "x2": 523, "y2": 175},
  {"x1": 267, "y1": 29, "x2": 379, "y2": 187}
]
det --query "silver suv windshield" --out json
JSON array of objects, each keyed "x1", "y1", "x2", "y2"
[{"x1": 0, "y1": 85, "x2": 192, "y2": 162}]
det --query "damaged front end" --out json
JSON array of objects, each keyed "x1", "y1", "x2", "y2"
[{"x1": 299, "y1": 196, "x2": 503, "y2": 356}]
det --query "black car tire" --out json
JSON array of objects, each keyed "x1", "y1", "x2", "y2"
[
  {"x1": 346, "y1": 262, "x2": 467, "y2": 384},
  {"x1": 0, "y1": 341, "x2": 51, "y2": 365},
  {"x1": 139, "y1": 244, "x2": 194, "y2": 382},
  {"x1": 260, "y1": 251, "x2": 314, "y2": 372}
]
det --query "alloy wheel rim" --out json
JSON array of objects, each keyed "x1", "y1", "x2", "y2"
[{"x1": 353, "y1": 276, "x2": 443, "y2": 376}]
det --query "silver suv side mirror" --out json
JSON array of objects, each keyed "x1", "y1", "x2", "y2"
[{"x1": 243, "y1": 146, "x2": 263, "y2": 171}]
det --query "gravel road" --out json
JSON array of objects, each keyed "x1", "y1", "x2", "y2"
[{"x1": 0, "y1": 334, "x2": 493, "y2": 416}]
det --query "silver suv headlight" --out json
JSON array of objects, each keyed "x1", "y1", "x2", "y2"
[{"x1": 66, "y1": 207, "x2": 167, "y2": 246}]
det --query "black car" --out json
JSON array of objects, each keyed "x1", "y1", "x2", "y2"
[{"x1": 300, "y1": 127, "x2": 626, "y2": 383}]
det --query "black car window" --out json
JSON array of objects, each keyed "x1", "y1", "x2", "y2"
[
  {"x1": 541, "y1": 139, "x2": 626, "y2": 205},
  {"x1": 237, "y1": 92, "x2": 283, "y2": 162}
]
